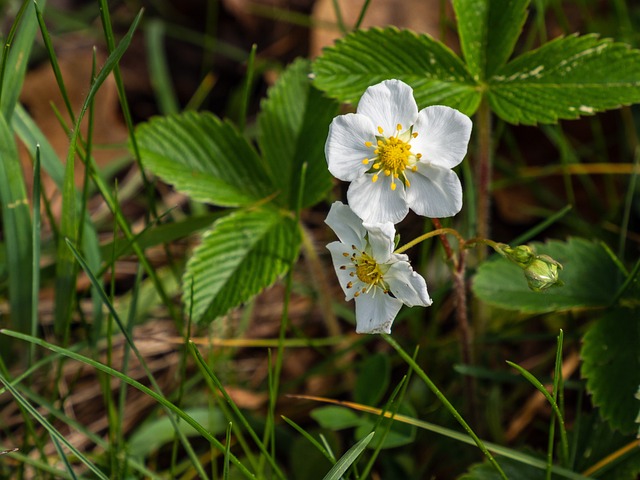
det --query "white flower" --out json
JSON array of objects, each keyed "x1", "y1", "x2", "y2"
[
  {"x1": 325, "y1": 201, "x2": 432, "y2": 334},
  {"x1": 325, "y1": 79, "x2": 472, "y2": 224}
]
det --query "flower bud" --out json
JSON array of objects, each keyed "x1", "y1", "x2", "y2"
[
  {"x1": 498, "y1": 244, "x2": 536, "y2": 268},
  {"x1": 523, "y1": 255, "x2": 563, "y2": 291}
]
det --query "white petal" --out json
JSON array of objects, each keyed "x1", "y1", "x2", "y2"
[
  {"x1": 412, "y1": 106, "x2": 472, "y2": 169},
  {"x1": 362, "y1": 222, "x2": 395, "y2": 263},
  {"x1": 354, "y1": 288, "x2": 403, "y2": 334},
  {"x1": 327, "y1": 241, "x2": 361, "y2": 300},
  {"x1": 325, "y1": 201, "x2": 366, "y2": 248},
  {"x1": 385, "y1": 260, "x2": 432, "y2": 307},
  {"x1": 357, "y1": 80, "x2": 418, "y2": 136},
  {"x1": 347, "y1": 174, "x2": 409, "y2": 224},
  {"x1": 325, "y1": 114, "x2": 377, "y2": 181},
  {"x1": 405, "y1": 163, "x2": 462, "y2": 218}
]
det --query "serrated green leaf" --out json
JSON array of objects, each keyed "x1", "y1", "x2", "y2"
[
  {"x1": 312, "y1": 27, "x2": 480, "y2": 115},
  {"x1": 472, "y1": 238, "x2": 620, "y2": 313},
  {"x1": 489, "y1": 34, "x2": 640, "y2": 124},
  {"x1": 136, "y1": 112, "x2": 274, "y2": 207},
  {"x1": 454, "y1": 0, "x2": 529, "y2": 80},
  {"x1": 581, "y1": 308, "x2": 640, "y2": 435},
  {"x1": 258, "y1": 59, "x2": 339, "y2": 209},
  {"x1": 183, "y1": 208, "x2": 300, "y2": 323}
]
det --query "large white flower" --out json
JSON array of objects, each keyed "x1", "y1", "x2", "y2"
[
  {"x1": 325, "y1": 79, "x2": 472, "y2": 224},
  {"x1": 325, "y1": 201, "x2": 432, "y2": 334}
]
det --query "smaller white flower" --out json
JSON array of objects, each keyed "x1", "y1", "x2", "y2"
[
  {"x1": 325, "y1": 79, "x2": 472, "y2": 224},
  {"x1": 325, "y1": 201, "x2": 432, "y2": 334}
]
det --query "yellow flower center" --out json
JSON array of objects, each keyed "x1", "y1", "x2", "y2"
[
  {"x1": 343, "y1": 247, "x2": 389, "y2": 297},
  {"x1": 362, "y1": 124, "x2": 422, "y2": 191},
  {"x1": 378, "y1": 137, "x2": 411, "y2": 172},
  {"x1": 354, "y1": 252, "x2": 383, "y2": 286}
]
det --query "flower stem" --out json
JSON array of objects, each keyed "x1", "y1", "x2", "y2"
[
  {"x1": 394, "y1": 227, "x2": 464, "y2": 255},
  {"x1": 383, "y1": 335, "x2": 507, "y2": 480},
  {"x1": 476, "y1": 97, "x2": 493, "y2": 255}
]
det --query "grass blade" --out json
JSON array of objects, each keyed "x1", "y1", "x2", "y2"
[
  {"x1": 189, "y1": 342, "x2": 286, "y2": 479},
  {"x1": 0, "y1": 328, "x2": 257, "y2": 479},
  {"x1": 0, "y1": 0, "x2": 39, "y2": 119},
  {"x1": 0, "y1": 113, "x2": 32, "y2": 334},
  {"x1": 0, "y1": 373, "x2": 109, "y2": 479},
  {"x1": 30, "y1": 147, "x2": 42, "y2": 365},
  {"x1": 507, "y1": 359, "x2": 570, "y2": 465},
  {"x1": 321, "y1": 432, "x2": 374, "y2": 480},
  {"x1": 145, "y1": 19, "x2": 180, "y2": 114},
  {"x1": 384, "y1": 334, "x2": 508, "y2": 479}
]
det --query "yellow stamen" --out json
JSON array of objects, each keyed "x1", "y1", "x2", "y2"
[
  {"x1": 391, "y1": 182, "x2": 397, "y2": 191},
  {"x1": 377, "y1": 126, "x2": 384, "y2": 134},
  {"x1": 372, "y1": 174, "x2": 379, "y2": 183},
  {"x1": 364, "y1": 141, "x2": 372, "y2": 147},
  {"x1": 362, "y1": 158, "x2": 369, "y2": 165},
  {"x1": 416, "y1": 153, "x2": 422, "y2": 159},
  {"x1": 384, "y1": 170, "x2": 391, "y2": 176},
  {"x1": 354, "y1": 291, "x2": 360, "y2": 297},
  {"x1": 346, "y1": 282, "x2": 353, "y2": 288},
  {"x1": 412, "y1": 166, "x2": 418, "y2": 172},
  {"x1": 412, "y1": 132, "x2": 418, "y2": 138},
  {"x1": 396, "y1": 123, "x2": 402, "y2": 131},
  {"x1": 373, "y1": 163, "x2": 381, "y2": 169},
  {"x1": 342, "y1": 253, "x2": 349, "y2": 257}
]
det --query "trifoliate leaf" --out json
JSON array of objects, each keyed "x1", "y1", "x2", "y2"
[
  {"x1": 312, "y1": 27, "x2": 480, "y2": 115},
  {"x1": 136, "y1": 112, "x2": 274, "y2": 206},
  {"x1": 472, "y1": 238, "x2": 621, "y2": 313},
  {"x1": 489, "y1": 34, "x2": 640, "y2": 124},
  {"x1": 258, "y1": 59, "x2": 339, "y2": 210},
  {"x1": 581, "y1": 308, "x2": 640, "y2": 435},
  {"x1": 183, "y1": 208, "x2": 300, "y2": 323},
  {"x1": 454, "y1": 0, "x2": 529, "y2": 80}
]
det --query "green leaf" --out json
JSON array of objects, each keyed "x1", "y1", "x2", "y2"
[
  {"x1": 355, "y1": 403, "x2": 417, "y2": 450},
  {"x1": 312, "y1": 27, "x2": 480, "y2": 115},
  {"x1": 311, "y1": 406, "x2": 364, "y2": 430},
  {"x1": 183, "y1": 208, "x2": 300, "y2": 323},
  {"x1": 581, "y1": 308, "x2": 640, "y2": 435},
  {"x1": 0, "y1": 114, "x2": 32, "y2": 332},
  {"x1": 472, "y1": 238, "x2": 620, "y2": 313},
  {"x1": 459, "y1": 454, "x2": 548, "y2": 480},
  {"x1": 571, "y1": 412, "x2": 640, "y2": 480},
  {"x1": 489, "y1": 34, "x2": 640, "y2": 124},
  {"x1": 128, "y1": 407, "x2": 227, "y2": 458},
  {"x1": 258, "y1": 59, "x2": 339, "y2": 209},
  {"x1": 454, "y1": 0, "x2": 529, "y2": 80},
  {"x1": 136, "y1": 111, "x2": 275, "y2": 207},
  {"x1": 354, "y1": 353, "x2": 390, "y2": 406}
]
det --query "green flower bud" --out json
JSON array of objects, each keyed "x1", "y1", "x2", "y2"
[
  {"x1": 498, "y1": 244, "x2": 537, "y2": 268},
  {"x1": 523, "y1": 255, "x2": 563, "y2": 291}
]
